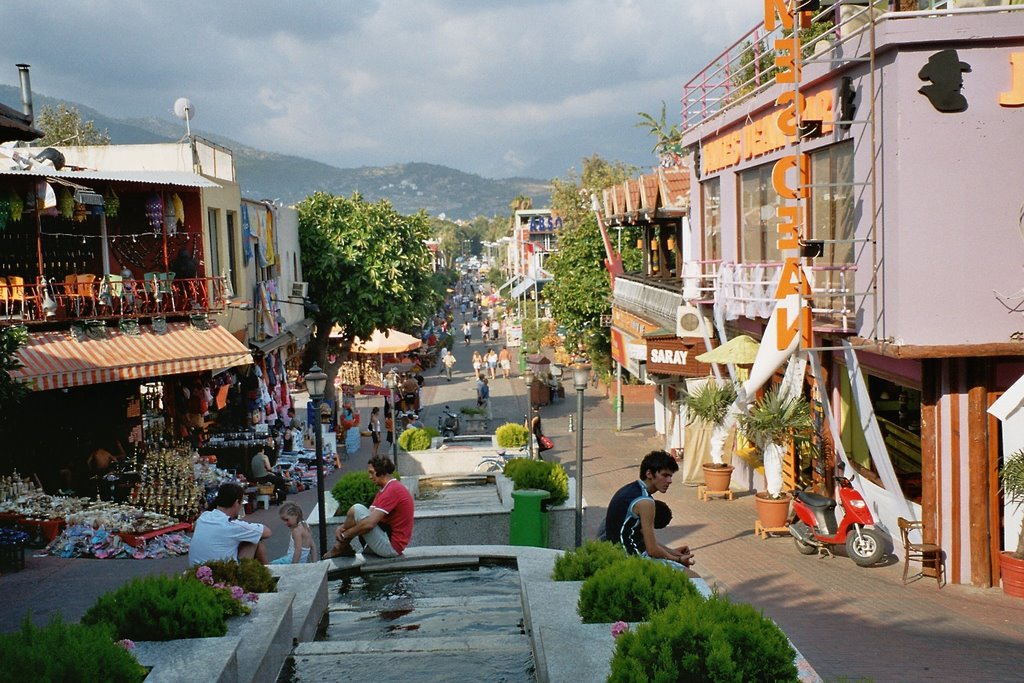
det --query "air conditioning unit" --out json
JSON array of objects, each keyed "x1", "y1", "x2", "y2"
[
  {"x1": 290, "y1": 281, "x2": 309, "y2": 299},
  {"x1": 676, "y1": 304, "x2": 710, "y2": 339}
]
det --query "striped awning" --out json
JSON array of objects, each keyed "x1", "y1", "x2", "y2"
[{"x1": 12, "y1": 322, "x2": 253, "y2": 391}]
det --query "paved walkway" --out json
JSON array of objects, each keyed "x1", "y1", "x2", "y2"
[{"x1": 5, "y1": 323, "x2": 1024, "y2": 682}]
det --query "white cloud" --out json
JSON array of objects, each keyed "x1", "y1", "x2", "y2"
[{"x1": 0, "y1": 0, "x2": 762, "y2": 178}]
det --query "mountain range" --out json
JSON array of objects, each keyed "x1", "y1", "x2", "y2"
[{"x1": 0, "y1": 85, "x2": 552, "y2": 221}]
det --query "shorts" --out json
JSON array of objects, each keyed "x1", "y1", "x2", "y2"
[
  {"x1": 371, "y1": 432, "x2": 380, "y2": 444},
  {"x1": 500, "y1": 359, "x2": 511, "y2": 370}
]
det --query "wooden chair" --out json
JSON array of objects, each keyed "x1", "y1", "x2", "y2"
[
  {"x1": 897, "y1": 517, "x2": 944, "y2": 587},
  {"x1": 7, "y1": 276, "x2": 25, "y2": 318},
  {"x1": 63, "y1": 274, "x2": 81, "y2": 316},
  {"x1": 76, "y1": 274, "x2": 98, "y2": 316}
]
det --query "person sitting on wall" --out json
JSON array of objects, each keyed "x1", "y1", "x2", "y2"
[
  {"x1": 189, "y1": 482, "x2": 272, "y2": 565},
  {"x1": 605, "y1": 450, "x2": 694, "y2": 569},
  {"x1": 250, "y1": 441, "x2": 287, "y2": 504},
  {"x1": 323, "y1": 456, "x2": 414, "y2": 559}
]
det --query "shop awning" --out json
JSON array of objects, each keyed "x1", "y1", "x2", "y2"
[
  {"x1": 12, "y1": 322, "x2": 253, "y2": 391},
  {"x1": 511, "y1": 278, "x2": 536, "y2": 298},
  {"x1": 495, "y1": 276, "x2": 518, "y2": 294}
]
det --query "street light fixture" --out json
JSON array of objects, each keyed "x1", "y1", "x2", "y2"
[
  {"x1": 384, "y1": 368, "x2": 400, "y2": 464},
  {"x1": 572, "y1": 362, "x2": 591, "y2": 548},
  {"x1": 304, "y1": 363, "x2": 329, "y2": 557},
  {"x1": 523, "y1": 366, "x2": 536, "y2": 459}
]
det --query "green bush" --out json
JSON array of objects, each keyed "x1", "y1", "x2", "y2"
[
  {"x1": 609, "y1": 596, "x2": 798, "y2": 682},
  {"x1": 552, "y1": 540, "x2": 628, "y2": 581},
  {"x1": 81, "y1": 574, "x2": 234, "y2": 641},
  {"x1": 0, "y1": 615, "x2": 147, "y2": 682},
  {"x1": 331, "y1": 470, "x2": 379, "y2": 510},
  {"x1": 502, "y1": 457, "x2": 569, "y2": 506},
  {"x1": 199, "y1": 558, "x2": 277, "y2": 593},
  {"x1": 578, "y1": 557, "x2": 701, "y2": 623},
  {"x1": 398, "y1": 427, "x2": 434, "y2": 451},
  {"x1": 495, "y1": 422, "x2": 529, "y2": 448}
]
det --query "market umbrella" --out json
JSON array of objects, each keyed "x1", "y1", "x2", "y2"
[
  {"x1": 349, "y1": 328, "x2": 423, "y2": 354},
  {"x1": 695, "y1": 335, "x2": 760, "y2": 365}
]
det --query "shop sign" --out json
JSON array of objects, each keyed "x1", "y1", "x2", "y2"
[
  {"x1": 612, "y1": 307, "x2": 659, "y2": 338},
  {"x1": 646, "y1": 337, "x2": 712, "y2": 377},
  {"x1": 611, "y1": 327, "x2": 647, "y2": 366}
]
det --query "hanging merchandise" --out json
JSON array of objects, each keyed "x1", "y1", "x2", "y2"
[
  {"x1": 241, "y1": 204, "x2": 253, "y2": 265},
  {"x1": 264, "y1": 205, "x2": 276, "y2": 266},
  {"x1": 172, "y1": 193, "x2": 184, "y2": 228},
  {"x1": 255, "y1": 207, "x2": 269, "y2": 268},
  {"x1": 0, "y1": 193, "x2": 8, "y2": 231},
  {"x1": 58, "y1": 187, "x2": 74, "y2": 219},
  {"x1": 104, "y1": 188, "x2": 119, "y2": 219},
  {"x1": 73, "y1": 201, "x2": 88, "y2": 223},
  {"x1": 9, "y1": 188, "x2": 23, "y2": 222},
  {"x1": 145, "y1": 192, "x2": 163, "y2": 230}
]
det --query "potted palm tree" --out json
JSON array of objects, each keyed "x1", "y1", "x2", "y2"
[
  {"x1": 684, "y1": 380, "x2": 738, "y2": 492},
  {"x1": 1000, "y1": 448, "x2": 1024, "y2": 598},
  {"x1": 736, "y1": 385, "x2": 812, "y2": 529}
]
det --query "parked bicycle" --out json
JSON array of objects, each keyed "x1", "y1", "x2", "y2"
[{"x1": 475, "y1": 447, "x2": 528, "y2": 473}]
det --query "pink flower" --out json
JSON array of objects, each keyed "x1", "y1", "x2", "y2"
[
  {"x1": 245, "y1": 592, "x2": 259, "y2": 604},
  {"x1": 611, "y1": 621, "x2": 629, "y2": 638},
  {"x1": 195, "y1": 566, "x2": 214, "y2": 585},
  {"x1": 231, "y1": 585, "x2": 245, "y2": 600},
  {"x1": 117, "y1": 638, "x2": 136, "y2": 651}
]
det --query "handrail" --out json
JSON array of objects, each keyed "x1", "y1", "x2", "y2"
[{"x1": 0, "y1": 275, "x2": 228, "y2": 327}]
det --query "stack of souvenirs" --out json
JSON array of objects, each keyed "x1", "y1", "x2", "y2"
[{"x1": 126, "y1": 444, "x2": 205, "y2": 521}]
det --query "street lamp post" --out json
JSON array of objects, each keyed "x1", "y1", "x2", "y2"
[
  {"x1": 523, "y1": 366, "x2": 536, "y2": 459},
  {"x1": 572, "y1": 362, "x2": 591, "y2": 548},
  {"x1": 385, "y1": 368, "x2": 400, "y2": 464},
  {"x1": 304, "y1": 363, "x2": 329, "y2": 558}
]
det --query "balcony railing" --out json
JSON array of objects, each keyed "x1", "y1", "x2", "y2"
[{"x1": 0, "y1": 275, "x2": 228, "y2": 327}]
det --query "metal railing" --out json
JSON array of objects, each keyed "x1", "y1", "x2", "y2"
[{"x1": 0, "y1": 275, "x2": 228, "y2": 326}]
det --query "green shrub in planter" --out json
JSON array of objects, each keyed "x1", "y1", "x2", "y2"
[
  {"x1": 578, "y1": 557, "x2": 701, "y2": 623},
  {"x1": 502, "y1": 457, "x2": 569, "y2": 506},
  {"x1": 495, "y1": 422, "x2": 529, "y2": 448},
  {"x1": 398, "y1": 427, "x2": 434, "y2": 451},
  {"x1": 552, "y1": 540, "x2": 627, "y2": 581},
  {"x1": 609, "y1": 596, "x2": 798, "y2": 682},
  {"x1": 81, "y1": 574, "x2": 235, "y2": 641},
  {"x1": 0, "y1": 615, "x2": 147, "y2": 682},
  {"x1": 331, "y1": 470, "x2": 378, "y2": 511},
  {"x1": 199, "y1": 558, "x2": 277, "y2": 593}
]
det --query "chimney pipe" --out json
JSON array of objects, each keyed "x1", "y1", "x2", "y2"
[{"x1": 16, "y1": 64, "x2": 33, "y2": 122}]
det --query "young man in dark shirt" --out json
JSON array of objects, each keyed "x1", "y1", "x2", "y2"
[{"x1": 605, "y1": 450, "x2": 694, "y2": 568}]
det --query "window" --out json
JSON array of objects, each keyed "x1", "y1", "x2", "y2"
[
  {"x1": 226, "y1": 211, "x2": 238, "y2": 294},
  {"x1": 207, "y1": 208, "x2": 221, "y2": 279},
  {"x1": 739, "y1": 163, "x2": 783, "y2": 263},
  {"x1": 809, "y1": 141, "x2": 854, "y2": 267},
  {"x1": 701, "y1": 178, "x2": 721, "y2": 262}
]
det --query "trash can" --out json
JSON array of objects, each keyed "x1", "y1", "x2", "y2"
[
  {"x1": 509, "y1": 489, "x2": 551, "y2": 547},
  {"x1": 518, "y1": 352, "x2": 527, "y2": 374}
]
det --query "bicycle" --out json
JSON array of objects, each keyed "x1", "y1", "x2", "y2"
[{"x1": 474, "y1": 447, "x2": 528, "y2": 473}]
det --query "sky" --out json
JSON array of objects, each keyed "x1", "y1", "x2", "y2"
[{"x1": 0, "y1": 1, "x2": 762, "y2": 180}]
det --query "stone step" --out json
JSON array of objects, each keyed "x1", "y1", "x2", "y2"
[
  {"x1": 296, "y1": 633, "x2": 530, "y2": 655},
  {"x1": 330, "y1": 593, "x2": 522, "y2": 613}
]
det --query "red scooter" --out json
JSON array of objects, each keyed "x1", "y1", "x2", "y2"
[{"x1": 789, "y1": 473, "x2": 886, "y2": 567}]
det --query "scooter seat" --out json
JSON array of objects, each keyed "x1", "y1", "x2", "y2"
[{"x1": 795, "y1": 490, "x2": 836, "y2": 509}]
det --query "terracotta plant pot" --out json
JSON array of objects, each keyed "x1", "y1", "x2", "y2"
[
  {"x1": 755, "y1": 491, "x2": 790, "y2": 529},
  {"x1": 1000, "y1": 551, "x2": 1024, "y2": 598},
  {"x1": 702, "y1": 463, "x2": 734, "y2": 492}
]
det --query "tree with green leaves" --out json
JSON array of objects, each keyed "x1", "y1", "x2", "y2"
[
  {"x1": 297, "y1": 192, "x2": 437, "y2": 403},
  {"x1": 35, "y1": 104, "x2": 110, "y2": 146},
  {"x1": 543, "y1": 155, "x2": 639, "y2": 379}
]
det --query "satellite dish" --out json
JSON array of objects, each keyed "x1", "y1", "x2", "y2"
[{"x1": 173, "y1": 97, "x2": 195, "y2": 121}]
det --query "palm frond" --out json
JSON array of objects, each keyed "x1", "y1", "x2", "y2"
[
  {"x1": 737, "y1": 385, "x2": 812, "y2": 446},
  {"x1": 683, "y1": 381, "x2": 738, "y2": 426}
]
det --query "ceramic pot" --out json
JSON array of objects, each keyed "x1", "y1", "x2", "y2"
[
  {"x1": 755, "y1": 491, "x2": 790, "y2": 529},
  {"x1": 702, "y1": 463, "x2": 734, "y2": 493},
  {"x1": 1001, "y1": 551, "x2": 1024, "y2": 598}
]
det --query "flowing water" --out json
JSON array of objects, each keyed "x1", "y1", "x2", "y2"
[{"x1": 280, "y1": 563, "x2": 535, "y2": 682}]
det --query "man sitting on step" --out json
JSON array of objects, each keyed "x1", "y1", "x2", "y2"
[{"x1": 323, "y1": 456, "x2": 414, "y2": 559}]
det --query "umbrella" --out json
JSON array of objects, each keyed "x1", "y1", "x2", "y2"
[
  {"x1": 349, "y1": 328, "x2": 423, "y2": 355},
  {"x1": 695, "y1": 335, "x2": 760, "y2": 365}
]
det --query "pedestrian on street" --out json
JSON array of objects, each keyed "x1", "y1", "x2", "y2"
[
  {"x1": 442, "y1": 351, "x2": 457, "y2": 381},
  {"x1": 485, "y1": 347, "x2": 498, "y2": 379},
  {"x1": 472, "y1": 350, "x2": 483, "y2": 379},
  {"x1": 498, "y1": 346, "x2": 511, "y2": 379},
  {"x1": 490, "y1": 318, "x2": 500, "y2": 341},
  {"x1": 604, "y1": 450, "x2": 694, "y2": 568},
  {"x1": 369, "y1": 407, "x2": 382, "y2": 457},
  {"x1": 463, "y1": 321, "x2": 472, "y2": 345},
  {"x1": 438, "y1": 346, "x2": 449, "y2": 374}
]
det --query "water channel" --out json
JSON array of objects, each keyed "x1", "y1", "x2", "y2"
[{"x1": 280, "y1": 562, "x2": 535, "y2": 682}]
